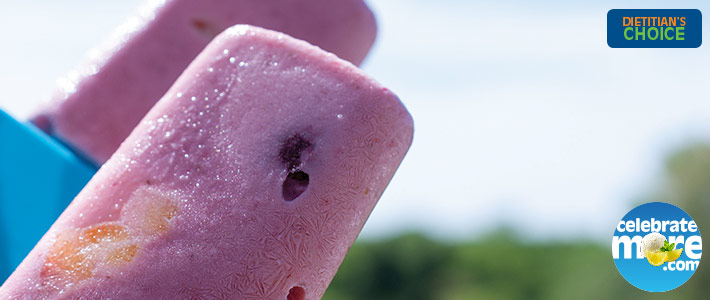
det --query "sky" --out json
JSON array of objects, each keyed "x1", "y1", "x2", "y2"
[{"x1": 1, "y1": 0, "x2": 709, "y2": 242}]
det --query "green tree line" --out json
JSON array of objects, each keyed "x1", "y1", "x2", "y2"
[{"x1": 324, "y1": 143, "x2": 710, "y2": 300}]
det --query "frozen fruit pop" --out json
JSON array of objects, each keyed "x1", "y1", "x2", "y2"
[
  {"x1": 1, "y1": 25, "x2": 413, "y2": 299},
  {"x1": 32, "y1": 0, "x2": 377, "y2": 164}
]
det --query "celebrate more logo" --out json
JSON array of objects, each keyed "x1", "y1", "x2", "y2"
[
  {"x1": 613, "y1": 218, "x2": 701, "y2": 272},
  {"x1": 612, "y1": 202, "x2": 702, "y2": 292}
]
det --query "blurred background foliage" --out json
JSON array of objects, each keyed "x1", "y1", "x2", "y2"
[{"x1": 324, "y1": 142, "x2": 710, "y2": 300}]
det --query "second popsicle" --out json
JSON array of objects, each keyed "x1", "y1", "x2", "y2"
[{"x1": 32, "y1": 0, "x2": 378, "y2": 164}]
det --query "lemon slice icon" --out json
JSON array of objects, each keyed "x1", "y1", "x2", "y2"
[
  {"x1": 665, "y1": 249, "x2": 683, "y2": 263},
  {"x1": 646, "y1": 251, "x2": 668, "y2": 267}
]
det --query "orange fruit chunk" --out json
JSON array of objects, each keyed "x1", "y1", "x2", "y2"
[
  {"x1": 144, "y1": 200, "x2": 178, "y2": 234},
  {"x1": 108, "y1": 244, "x2": 139, "y2": 264},
  {"x1": 82, "y1": 224, "x2": 127, "y2": 243},
  {"x1": 41, "y1": 232, "x2": 92, "y2": 282}
]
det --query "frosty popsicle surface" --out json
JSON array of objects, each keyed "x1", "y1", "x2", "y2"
[
  {"x1": 32, "y1": 0, "x2": 377, "y2": 164},
  {"x1": 1, "y1": 25, "x2": 413, "y2": 299}
]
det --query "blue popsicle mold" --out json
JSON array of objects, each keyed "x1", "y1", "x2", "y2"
[{"x1": 0, "y1": 109, "x2": 97, "y2": 283}]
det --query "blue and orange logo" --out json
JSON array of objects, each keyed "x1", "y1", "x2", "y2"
[{"x1": 607, "y1": 9, "x2": 702, "y2": 48}]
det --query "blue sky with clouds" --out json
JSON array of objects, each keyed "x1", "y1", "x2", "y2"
[{"x1": 1, "y1": 0, "x2": 710, "y2": 242}]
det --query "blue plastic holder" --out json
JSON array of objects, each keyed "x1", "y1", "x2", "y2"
[{"x1": 0, "y1": 109, "x2": 97, "y2": 283}]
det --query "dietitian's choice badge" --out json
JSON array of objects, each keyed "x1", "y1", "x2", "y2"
[
  {"x1": 607, "y1": 9, "x2": 702, "y2": 48},
  {"x1": 613, "y1": 202, "x2": 702, "y2": 292}
]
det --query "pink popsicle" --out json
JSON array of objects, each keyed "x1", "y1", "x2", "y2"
[
  {"x1": 1, "y1": 26, "x2": 413, "y2": 299},
  {"x1": 32, "y1": 0, "x2": 377, "y2": 164}
]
